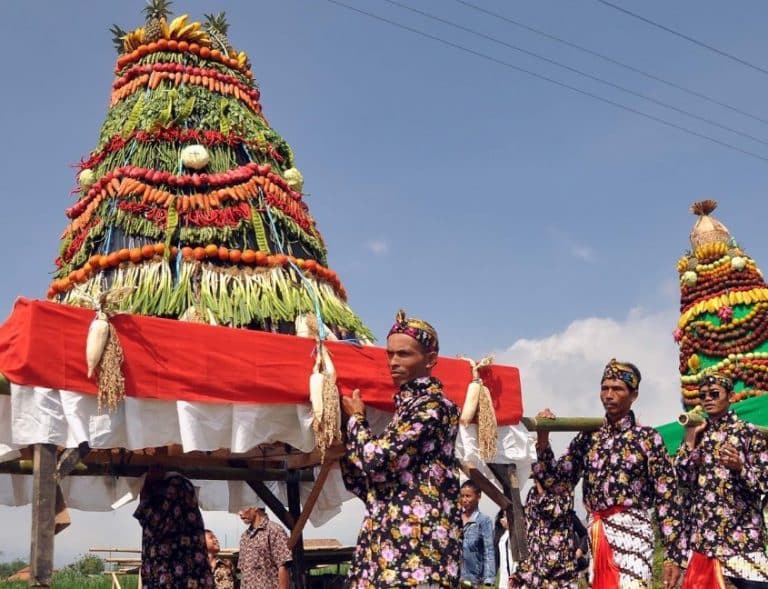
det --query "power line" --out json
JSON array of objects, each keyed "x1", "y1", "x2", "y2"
[
  {"x1": 593, "y1": 0, "x2": 768, "y2": 76},
  {"x1": 379, "y1": 0, "x2": 768, "y2": 147},
  {"x1": 454, "y1": 0, "x2": 768, "y2": 126},
  {"x1": 323, "y1": 0, "x2": 768, "y2": 164}
]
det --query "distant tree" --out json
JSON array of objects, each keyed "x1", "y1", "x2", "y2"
[
  {"x1": 0, "y1": 558, "x2": 28, "y2": 579},
  {"x1": 65, "y1": 553, "x2": 104, "y2": 576}
]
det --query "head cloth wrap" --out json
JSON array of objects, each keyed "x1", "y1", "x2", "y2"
[
  {"x1": 601, "y1": 358, "x2": 641, "y2": 391},
  {"x1": 700, "y1": 370, "x2": 733, "y2": 392},
  {"x1": 387, "y1": 309, "x2": 439, "y2": 354}
]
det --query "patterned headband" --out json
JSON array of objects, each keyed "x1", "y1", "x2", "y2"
[
  {"x1": 700, "y1": 371, "x2": 733, "y2": 392},
  {"x1": 601, "y1": 358, "x2": 640, "y2": 391},
  {"x1": 387, "y1": 309, "x2": 439, "y2": 353}
]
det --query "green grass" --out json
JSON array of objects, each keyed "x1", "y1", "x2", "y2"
[{"x1": 0, "y1": 572, "x2": 140, "y2": 588}]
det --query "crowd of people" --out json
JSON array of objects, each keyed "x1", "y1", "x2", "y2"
[{"x1": 132, "y1": 310, "x2": 768, "y2": 588}]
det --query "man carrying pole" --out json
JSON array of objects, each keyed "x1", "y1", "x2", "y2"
[
  {"x1": 339, "y1": 310, "x2": 463, "y2": 588},
  {"x1": 677, "y1": 371, "x2": 768, "y2": 589},
  {"x1": 534, "y1": 359, "x2": 685, "y2": 589}
]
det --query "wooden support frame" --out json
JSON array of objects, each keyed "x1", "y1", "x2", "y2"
[
  {"x1": 286, "y1": 471, "x2": 307, "y2": 589},
  {"x1": 488, "y1": 463, "x2": 528, "y2": 561},
  {"x1": 30, "y1": 444, "x2": 57, "y2": 588},
  {"x1": 0, "y1": 459, "x2": 314, "y2": 482},
  {"x1": 245, "y1": 480, "x2": 296, "y2": 530},
  {"x1": 288, "y1": 459, "x2": 336, "y2": 549}
]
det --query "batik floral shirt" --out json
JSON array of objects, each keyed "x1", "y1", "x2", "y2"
[
  {"x1": 340, "y1": 376, "x2": 463, "y2": 588},
  {"x1": 510, "y1": 484, "x2": 582, "y2": 588},
  {"x1": 238, "y1": 518, "x2": 292, "y2": 589},
  {"x1": 533, "y1": 411, "x2": 686, "y2": 564},
  {"x1": 133, "y1": 474, "x2": 213, "y2": 588},
  {"x1": 675, "y1": 410, "x2": 768, "y2": 559},
  {"x1": 211, "y1": 558, "x2": 235, "y2": 589}
]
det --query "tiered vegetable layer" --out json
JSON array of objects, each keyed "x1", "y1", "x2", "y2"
[
  {"x1": 50, "y1": 13, "x2": 371, "y2": 339},
  {"x1": 676, "y1": 223, "x2": 768, "y2": 406}
]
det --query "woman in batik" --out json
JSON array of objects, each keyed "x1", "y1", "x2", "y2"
[
  {"x1": 133, "y1": 468, "x2": 213, "y2": 588},
  {"x1": 678, "y1": 371, "x2": 768, "y2": 589},
  {"x1": 509, "y1": 476, "x2": 586, "y2": 589},
  {"x1": 340, "y1": 310, "x2": 463, "y2": 588}
]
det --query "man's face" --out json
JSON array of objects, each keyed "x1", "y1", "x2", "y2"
[
  {"x1": 386, "y1": 333, "x2": 436, "y2": 387},
  {"x1": 238, "y1": 507, "x2": 263, "y2": 525},
  {"x1": 699, "y1": 384, "x2": 730, "y2": 418},
  {"x1": 600, "y1": 378, "x2": 637, "y2": 422},
  {"x1": 460, "y1": 486, "x2": 480, "y2": 514},
  {"x1": 205, "y1": 531, "x2": 220, "y2": 554}
]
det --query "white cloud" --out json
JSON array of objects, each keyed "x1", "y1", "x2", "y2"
[
  {"x1": 494, "y1": 306, "x2": 682, "y2": 453},
  {"x1": 365, "y1": 240, "x2": 388, "y2": 255},
  {"x1": 570, "y1": 244, "x2": 595, "y2": 262},
  {"x1": 547, "y1": 226, "x2": 596, "y2": 263}
]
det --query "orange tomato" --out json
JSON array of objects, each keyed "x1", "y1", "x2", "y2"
[
  {"x1": 178, "y1": 41, "x2": 190, "y2": 52},
  {"x1": 129, "y1": 248, "x2": 143, "y2": 263},
  {"x1": 153, "y1": 243, "x2": 165, "y2": 255},
  {"x1": 253, "y1": 251, "x2": 268, "y2": 265},
  {"x1": 141, "y1": 244, "x2": 156, "y2": 258},
  {"x1": 117, "y1": 248, "x2": 131, "y2": 262},
  {"x1": 107, "y1": 252, "x2": 121, "y2": 267},
  {"x1": 218, "y1": 247, "x2": 230, "y2": 261},
  {"x1": 193, "y1": 247, "x2": 207, "y2": 261},
  {"x1": 181, "y1": 246, "x2": 194, "y2": 260},
  {"x1": 241, "y1": 249, "x2": 256, "y2": 264},
  {"x1": 229, "y1": 249, "x2": 242, "y2": 264},
  {"x1": 204, "y1": 244, "x2": 219, "y2": 258}
]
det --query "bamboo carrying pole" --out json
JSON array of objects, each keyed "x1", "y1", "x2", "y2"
[
  {"x1": 520, "y1": 416, "x2": 604, "y2": 432},
  {"x1": 678, "y1": 409, "x2": 768, "y2": 433}
]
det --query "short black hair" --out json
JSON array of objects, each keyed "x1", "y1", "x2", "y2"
[{"x1": 461, "y1": 480, "x2": 481, "y2": 494}]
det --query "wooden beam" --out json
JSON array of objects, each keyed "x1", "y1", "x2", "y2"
[
  {"x1": 0, "y1": 460, "x2": 314, "y2": 482},
  {"x1": 285, "y1": 444, "x2": 344, "y2": 470},
  {"x1": 287, "y1": 459, "x2": 336, "y2": 549},
  {"x1": 245, "y1": 480, "x2": 296, "y2": 529},
  {"x1": 488, "y1": 463, "x2": 528, "y2": 561},
  {"x1": 459, "y1": 463, "x2": 511, "y2": 510},
  {"x1": 286, "y1": 472, "x2": 307, "y2": 589},
  {"x1": 56, "y1": 442, "x2": 91, "y2": 480},
  {"x1": 30, "y1": 443, "x2": 57, "y2": 587}
]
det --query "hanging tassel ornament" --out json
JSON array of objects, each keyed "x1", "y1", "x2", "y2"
[
  {"x1": 77, "y1": 287, "x2": 134, "y2": 413},
  {"x1": 460, "y1": 355, "x2": 498, "y2": 461},
  {"x1": 309, "y1": 340, "x2": 341, "y2": 462}
]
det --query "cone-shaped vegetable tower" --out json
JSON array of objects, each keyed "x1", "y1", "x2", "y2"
[
  {"x1": 675, "y1": 200, "x2": 768, "y2": 406},
  {"x1": 49, "y1": 9, "x2": 371, "y2": 340}
]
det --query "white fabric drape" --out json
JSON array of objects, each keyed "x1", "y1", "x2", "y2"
[{"x1": 0, "y1": 384, "x2": 534, "y2": 525}]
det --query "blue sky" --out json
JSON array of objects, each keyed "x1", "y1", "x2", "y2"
[{"x1": 1, "y1": 0, "x2": 768, "y2": 566}]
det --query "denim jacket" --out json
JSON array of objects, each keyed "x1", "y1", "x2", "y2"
[{"x1": 460, "y1": 510, "x2": 496, "y2": 585}]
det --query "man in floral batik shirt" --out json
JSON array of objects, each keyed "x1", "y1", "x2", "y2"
[
  {"x1": 677, "y1": 371, "x2": 768, "y2": 589},
  {"x1": 340, "y1": 310, "x2": 462, "y2": 588},
  {"x1": 534, "y1": 359, "x2": 685, "y2": 589}
]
